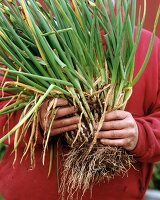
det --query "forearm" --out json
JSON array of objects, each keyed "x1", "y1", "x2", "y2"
[{"x1": 131, "y1": 112, "x2": 160, "y2": 163}]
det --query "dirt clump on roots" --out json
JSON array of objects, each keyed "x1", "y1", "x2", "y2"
[{"x1": 58, "y1": 97, "x2": 135, "y2": 199}]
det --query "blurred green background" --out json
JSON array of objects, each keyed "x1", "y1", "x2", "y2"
[
  {"x1": 0, "y1": 144, "x2": 6, "y2": 200},
  {"x1": 149, "y1": 161, "x2": 160, "y2": 190},
  {"x1": 0, "y1": 144, "x2": 6, "y2": 160}
]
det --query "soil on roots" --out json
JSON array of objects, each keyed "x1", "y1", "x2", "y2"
[
  {"x1": 60, "y1": 140, "x2": 134, "y2": 199},
  {"x1": 59, "y1": 88, "x2": 134, "y2": 199}
]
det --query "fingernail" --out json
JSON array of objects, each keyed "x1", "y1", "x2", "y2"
[{"x1": 100, "y1": 139, "x2": 104, "y2": 144}]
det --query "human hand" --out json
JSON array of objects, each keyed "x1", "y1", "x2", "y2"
[
  {"x1": 96, "y1": 110, "x2": 138, "y2": 151},
  {"x1": 39, "y1": 98, "x2": 80, "y2": 136}
]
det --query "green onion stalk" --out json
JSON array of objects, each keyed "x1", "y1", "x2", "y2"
[{"x1": 0, "y1": 0, "x2": 159, "y2": 197}]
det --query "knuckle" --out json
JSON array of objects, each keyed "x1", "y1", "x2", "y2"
[
  {"x1": 102, "y1": 122, "x2": 108, "y2": 130},
  {"x1": 111, "y1": 130, "x2": 116, "y2": 138},
  {"x1": 99, "y1": 132, "x2": 105, "y2": 138},
  {"x1": 127, "y1": 119, "x2": 134, "y2": 127},
  {"x1": 126, "y1": 111, "x2": 131, "y2": 116},
  {"x1": 127, "y1": 138, "x2": 131, "y2": 144},
  {"x1": 129, "y1": 130, "x2": 135, "y2": 137},
  {"x1": 51, "y1": 128, "x2": 60, "y2": 136},
  {"x1": 71, "y1": 125, "x2": 77, "y2": 131},
  {"x1": 110, "y1": 122, "x2": 115, "y2": 129},
  {"x1": 114, "y1": 110, "x2": 120, "y2": 118},
  {"x1": 124, "y1": 111, "x2": 131, "y2": 118},
  {"x1": 120, "y1": 140, "x2": 126, "y2": 147},
  {"x1": 125, "y1": 138, "x2": 131, "y2": 147},
  {"x1": 99, "y1": 132, "x2": 104, "y2": 138}
]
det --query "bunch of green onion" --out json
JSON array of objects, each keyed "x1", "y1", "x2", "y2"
[{"x1": 0, "y1": 0, "x2": 159, "y2": 197}]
